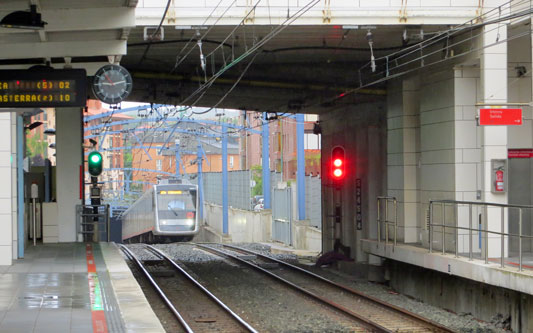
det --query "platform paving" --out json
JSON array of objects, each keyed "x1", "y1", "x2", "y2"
[{"x1": 0, "y1": 242, "x2": 164, "y2": 333}]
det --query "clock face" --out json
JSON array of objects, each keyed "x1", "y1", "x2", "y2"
[{"x1": 92, "y1": 65, "x2": 132, "y2": 104}]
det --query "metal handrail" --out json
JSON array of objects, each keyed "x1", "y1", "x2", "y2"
[
  {"x1": 76, "y1": 204, "x2": 110, "y2": 242},
  {"x1": 429, "y1": 199, "x2": 533, "y2": 271},
  {"x1": 377, "y1": 196, "x2": 398, "y2": 247}
]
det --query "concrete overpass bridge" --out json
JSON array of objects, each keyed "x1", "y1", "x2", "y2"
[
  {"x1": 2, "y1": 1, "x2": 533, "y2": 331},
  {"x1": 122, "y1": 1, "x2": 489, "y2": 113}
]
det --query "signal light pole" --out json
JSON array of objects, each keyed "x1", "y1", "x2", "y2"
[
  {"x1": 330, "y1": 146, "x2": 351, "y2": 257},
  {"x1": 87, "y1": 151, "x2": 103, "y2": 241}
]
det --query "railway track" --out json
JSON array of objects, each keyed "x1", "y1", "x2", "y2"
[
  {"x1": 198, "y1": 244, "x2": 455, "y2": 333},
  {"x1": 119, "y1": 244, "x2": 257, "y2": 333}
]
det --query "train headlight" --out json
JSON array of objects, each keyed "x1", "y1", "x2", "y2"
[
  {"x1": 185, "y1": 219, "x2": 194, "y2": 226},
  {"x1": 160, "y1": 220, "x2": 167, "y2": 225}
]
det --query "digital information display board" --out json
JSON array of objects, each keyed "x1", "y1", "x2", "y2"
[{"x1": 0, "y1": 69, "x2": 87, "y2": 108}]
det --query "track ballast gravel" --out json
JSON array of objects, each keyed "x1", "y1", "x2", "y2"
[{"x1": 125, "y1": 242, "x2": 507, "y2": 333}]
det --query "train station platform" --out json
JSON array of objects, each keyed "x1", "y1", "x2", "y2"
[
  {"x1": 0, "y1": 243, "x2": 164, "y2": 333},
  {"x1": 361, "y1": 239, "x2": 533, "y2": 296}
]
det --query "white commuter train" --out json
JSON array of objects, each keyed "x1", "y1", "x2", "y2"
[{"x1": 121, "y1": 182, "x2": 199, "y2": 243}]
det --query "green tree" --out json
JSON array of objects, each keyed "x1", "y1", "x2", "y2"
[
  {"x1": 124, "y1": 151, "x2": 132, "y2": 168},
  {"x1": 251, "y1": 165, "x2": 263, "y2": 196},
  {"x1": 26, "y1": 135, "x2": 48, "y2": 158}
]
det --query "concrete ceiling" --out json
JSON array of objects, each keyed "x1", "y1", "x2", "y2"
[
  {"x1": 0, "y1": 0, "x2": 136, "y2": 74},
  {"x1": 122, "y1": 24, "x2": 449, "y2": 113}
]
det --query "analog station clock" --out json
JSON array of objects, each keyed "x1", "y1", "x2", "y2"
[{"x1": 92, "y1": 64, "x2": 132, "y2": 104}]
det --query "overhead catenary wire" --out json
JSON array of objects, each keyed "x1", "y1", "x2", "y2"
[
  {"x1": 371, "y1": 4, "x2": 532, "y2": 79},
  {"x1": 179, "y1": 0, "x2": 321, "y2": 108},
  {"x1": 310, "y1": 0, "x2": 533, "y2": 108},
  {"x1": 170, "y1": 0, "x2": 239, "y2": 73},
  {"x1": 154, "y1": 0, "x2": 321, "y2": 152},
  {"x1": 138, "y1": 0, "x2": 173, "y2": 66},
  {"x1": 192, "y1": 52, "x2": 260, "y2": 115}
]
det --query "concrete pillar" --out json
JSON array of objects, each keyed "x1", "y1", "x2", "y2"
[
  {"x1": 0, "y1": 112, "x2": 13, "y2": 265},
  {"x1": 387, "y1": 78, "x2": 420, "y2": 243},
  {"x1": 480, "y1": 23, "x2": 508, "y2": 257},
  {"x1": 11, "y1": 114, "x2": 17, "y2": 260},
  {"x1": 453, "y1": 65, "x2": 482, "y2": 254},
  {"x1": 55, "y1": 107, "x2": 82, "y2": 242}
]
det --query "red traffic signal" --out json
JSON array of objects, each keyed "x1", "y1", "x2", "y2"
[{"x1": 331, "y1": 146, "x2": 345, "y2": 181}]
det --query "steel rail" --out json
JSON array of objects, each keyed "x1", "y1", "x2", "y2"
[
  {"x1": 118, "y1": 244, "x2": 193, "y2": 333},
  {"x1": 195, "y1": 244, "x2": 389, "y2": 333},
  {"x1": 221, "y1": 244, "x2": 455, "y2": 333},
  {"x1": 143, "y1": 245, "x2": 258, "y2": 333}
]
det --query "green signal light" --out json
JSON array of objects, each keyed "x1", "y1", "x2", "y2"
[
  {"x1": 88, "y1": 151, "x2": 103, "y2": 177},
  {"x1": 90, "y1": 154, "x2": 101, "y2": 163}
]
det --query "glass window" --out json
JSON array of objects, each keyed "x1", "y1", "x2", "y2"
[
  {"x1": 156, "y1": 159, "x2": 162, "y2": 171},
  {"x1": 157, "y1": 190, "x2": 197, "y2": 219}
]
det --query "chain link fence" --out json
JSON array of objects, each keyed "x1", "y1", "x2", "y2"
[
  {"x1": 305, "y1": 175, "x2": 322, "y2": 229},
  {"x1": 203, "y1": 170, "x2": 321, "y2": 230},
  {"x1": 203, "y1": 170, "x2": 252, "y2": 210}
]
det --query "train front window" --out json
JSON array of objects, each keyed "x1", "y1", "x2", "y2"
[{"x1": 157, "y1": 190, "x2": 196, "y2": 219}]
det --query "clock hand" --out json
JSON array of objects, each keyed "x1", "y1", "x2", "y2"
[{"x1": 104, "y1": 74, "x2": 114, "y2": 86}]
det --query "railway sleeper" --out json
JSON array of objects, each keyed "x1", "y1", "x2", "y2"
[
  {"x1": 256, "y1": 262, "x2": 279, "y2": 270},
  {"x1": 236, "y1": 254, "x2": 256, "y2": 260},
  {"x1": 141, "y1": 259, "x2": 165, "y2": 266}
]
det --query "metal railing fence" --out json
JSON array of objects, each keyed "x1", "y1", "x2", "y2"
[
  {"x1": 377, "y1": 196, "x2": 398, "y2": 247},
  {"x1": 429, "y1": 200, "x2": 533, "y2": 271},
  {"x1": 76, "y1": 204, "x2": 110, "y2": 242}
]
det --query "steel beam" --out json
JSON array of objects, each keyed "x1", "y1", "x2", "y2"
[
  {"x1": 262, "y1": 113, "x2": 271, "y2": 209},
  {"x1": 197, "y1": 143, "x2": 204, "y2": 223},
  {"x1": 222, "y1": 123, "x2": 229, "y2": 234},
  {"x1": 297, "y1": 113, "x2": 306, "y2": 220},
  {"x1": 0, "y1": 40, "x2": 127, "y2": 59},
  {"x1": 84, "y1": 116, "x2": 261, "y2": 134}
]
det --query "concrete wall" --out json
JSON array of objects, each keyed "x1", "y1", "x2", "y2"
[
  {"x1": 508, "y1": 23, "x2": 533, "y2": 149},
  {"x1": 203, "y1": 202, "x2": 271, "y2": 243},
  {"x1": 387, "y1": 260, "x2": 533, "y2": 332},
  {"x1": 292, "y1": 220, "x2": 321, "y2": 252},
  {"x1": 203, "y1": 202, "x2": 321, "y2": 252},
  {"x1": 55, "y1": 108, "x2": 82, "y2": 242},
  {"x1": 320, "y1": 103, "x2": 387, "y2": 262}
]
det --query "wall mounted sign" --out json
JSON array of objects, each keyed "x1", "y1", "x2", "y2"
[
  {"x1": 356, "y1": 178, "x2": 362, "y2": 230},
  {"x1": 508, "y1": 149, "x2": 533, "y2": 158},
  {"x1": 479, "y1": 108, "x2": 522, "y2": 126}
]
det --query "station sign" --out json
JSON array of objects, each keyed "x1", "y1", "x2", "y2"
[
  {"x1": 0, "y1": 69, "x2": 87, "y2": 108},
  {"x1": 479, "y1": 108, "x2": 522, "y2": 126},
  {"x1": 508, "y1": 149, "x2": 533, "y2": 158}
]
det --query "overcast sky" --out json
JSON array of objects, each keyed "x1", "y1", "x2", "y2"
[{"x1": 103, "y1": 102, "x2": 241, "y2": 119}]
